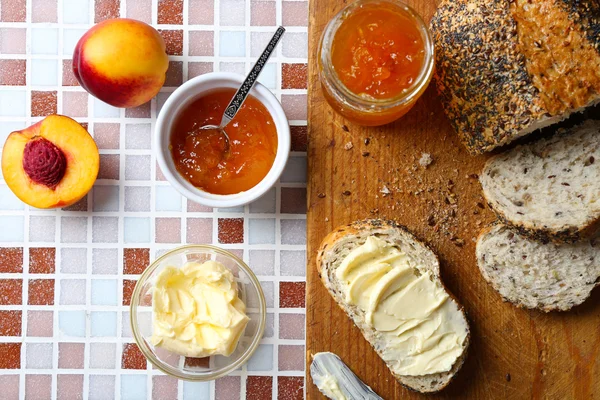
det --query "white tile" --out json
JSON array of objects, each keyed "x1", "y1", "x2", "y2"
[
  {"x1": 220, "y1": 0, "x2": 245, "y2": 26},
  {"x1": 31, "y1": 59, "x2": 58, "y2": 86},
  {"x1": 91, "y1": 279, "x2": 118, "y2": 306},
  {"x1": 89, "y1": 344, "x2": 116, "y2": 369},
  {"x1": 249, "y1": 188, "x2": 276, "y2": 213},
  {"x1": 60, "y1": 279, "x2": 86, "y2": 305},
  {"x1": 280, "y1": 156, "x2": 307, "y2": 183},
  {"x1": 155, "y1": 185, "x2": 182, "y2": 212},
  {"x1": 63, "y1": 29, "x2": 86, "y2": 56},
  {"x1": 26, "y1": 343, "x2": 53, "y2": 369},
  {"x1": 61, "y1": 216, "x2": 88, "y2": 243},
  {"x1": 59, "y1": 310, "x2": 86, "y2": 337},
  {"x1": 121, "y1": 375, "x2": 147, "y2": 400},
  {"x1": 256, "y1": 62, "x2": 277, "y2": 90},
  {"x1": 92, "y1": 248, "x2": 118, "y2": 275},
  {"x1": 94, "y1": 98, "x2": 121, "y2": 118},
  {"x1": 31, "y1": 28, "x2": 59, "y2": 54},
  {"x1": 90, "y1": 311, "x2": 117, "y2": 337},
  {"x1": 249, "y1": 218, "x2": 276, "y2": 244},
  {"x1": 124, "y1": 186, "x2": 151, "y2": 212},
  {"x1": 247, "y1": 344, "x2": 273, "y2": 371},
  {"x1": 125, "y1": 155, "x2": 151, "y2": 180},
  {"x1": 92, "y1": 216, "x2": 119, "y2": 243},
  {"x1": 124, "y1": 217, "x2": 151, "y2": 243},
  {"x1": 0, "y1": 185, "x2": 24, "y2": 210},
  {"x1": 125, "y1": 124, "x2": 151, "y2": 149},
  {"x1": 282, "y1": 32, "x2": 308, "y2": 58},
  {"x1": 0, "y1": 121, "x2": 25, "y2": 146},
  {"x1": 219, "y1": 31, "x2": 246, "y2": 57},
  {"x1": 0, "y1": 90, "x2": 26, "y2": 117},
  {"x1": 89, "y1": 375, "x2": 116, "y2": 400},
  {"x1": 63, "y1": 0, "x2": 90, "y2": 24},
  {"x1": 183, "y1": 382, "x2": 210, "y2": 400},
  {"x1": 29, "y1": 216, "x2": 55, "y2": 242},
  {"x1": 60, "y1": 248, "x2": 87, "y2": 274}
]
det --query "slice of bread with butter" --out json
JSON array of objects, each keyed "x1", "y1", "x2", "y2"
[{"x1": 316, "y1": 219, "x2": 470, "y2": 393}]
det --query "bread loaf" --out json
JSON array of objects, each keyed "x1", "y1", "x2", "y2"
[{"x1": 430, "y1": 0, "x2": 600, "y2": 154}]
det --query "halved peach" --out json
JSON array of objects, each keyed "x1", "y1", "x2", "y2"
[{"x1": 1, "y1": 115, "x2": 99, "y2": 209}]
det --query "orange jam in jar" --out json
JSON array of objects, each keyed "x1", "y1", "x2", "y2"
[
  {"x1": 319, "y1": 0, "x2": 434, "y2": 126},
  {"x1": 170, "y1": 88, "x2": 278, "y2": 195}
]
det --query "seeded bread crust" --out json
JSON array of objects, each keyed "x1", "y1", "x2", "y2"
[
  {"x1": 316, "y1": 219, "x2": 470, "y2": 393},
  {"x1": 476, "y1": 224, "x2": 600, "y2": 312},
  {"x1": 480, "y1": 120, "x2": 600, "y2": 244},
  {"x1": 430, "y1": 0, "x2": 600, "y2": 154}
]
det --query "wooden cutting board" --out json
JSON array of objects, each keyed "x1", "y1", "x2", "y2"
[{"x1": 305, "y1": 0, "x2": 600, "y2": 398}]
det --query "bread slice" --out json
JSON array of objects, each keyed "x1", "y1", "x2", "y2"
[
  {"x1": 430, "y1": 0, "x2": 600, "y2": 154},
  {"x1": 316, "y1": 219, "x2": 470, "y2": 393},
  {"x1": 476, "y1": 224, "x2": 600, "y2": 312},
  {"x1": 480, "y1": 120, "x2": 600, "y2": 243}
]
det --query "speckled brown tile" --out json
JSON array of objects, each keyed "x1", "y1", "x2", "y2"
[
  {"x1": 29, "y1": 248, "x2": 55, "y2": 274},
  {"x1": 98, "y1": 154, "x2": 120, "y2": 180},
  {"x1": 184, "y1": 357, "x2": 210, "y2": 368},
  {"x1": 279, "y1": 282, "x2": 305, "y2": 308},
  {"x1": 1, "y1": 0, "x2": 26, "y2": 22},
  {"x1": 282, "y1": 64, "x2": 308, "y2": 89},
  {"x1": 164, "y1": 61, "x2": 183, "y2": 87},
  {"x1": 246, "y1": 376, "x2": 272, "y2": 400},
  {"x1": 281, "y1": 188, "x2": 307, "y2": 214},
  {"x1": 122, "y1": 279, "x2": 136, "y2": 306},
  {"x1": 277, "y1": 376, "x2": 303, "y2": 400},
  {"x1": 124, "y1": 248, "x2": 150, "y2": 275},
  {"x1": 95, "y1": 0, "x2": 120, "y2": 23},
  {"x1": 0, "y1": 60, "x2": 26, "y2": 85},
  {"x1": 218, "y1": 218, "x2": 244, "y2": 244},
  {"x1": 62, "y1": 195, "x2": 88, "y2": 212},
  {"x1": 158, "y1": 0, "x2": 183, "y2": 24},
  {"x1": 290, "y1": 125, "x2": 307, "y2": 152},
  {"x1": 28, "y1": 279, "x2": 54, "y2": 306},
  {"x1": 159, "y1": 30, "x2": 183, "y2": 56},
  {"x1": 126, "y1": 102, "x2": 151, "y2": 118},
  {"x1": 0, "y1": 248, "x2": 23, "y2": 273},
  {"x1": 0, "y1": 343, "x2": 21, "y2": 369},
  {"x1": 0, "y1": 311, "x2": 22, "y2": 337},
  {"x1": 0, "y1": 280, "x2": 22, "y2": 305},
  {"x1": 31, "y1": 91, "x2": 57, "y2": 117},
  {"x1": 122, "y1": 343, "x2": 147, "y2": 369}
]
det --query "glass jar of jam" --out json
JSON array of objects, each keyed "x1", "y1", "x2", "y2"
[{"x1": 318, "y1": 0, "x2": 434, "y2": 126}]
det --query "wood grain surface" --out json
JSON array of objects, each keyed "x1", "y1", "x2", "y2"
[{"x1": 305, "y1": 0, "x2": 600, "y2": 398}]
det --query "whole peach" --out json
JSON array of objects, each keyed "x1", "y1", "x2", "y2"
[{"x1": 73, "y1": 18, "x2": 168, "y2": 108}]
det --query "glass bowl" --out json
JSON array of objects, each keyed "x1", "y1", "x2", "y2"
[{"x1": 130, "y1": 245, "x2": 266, "y2": 381}]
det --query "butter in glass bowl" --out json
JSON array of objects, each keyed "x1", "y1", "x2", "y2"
[{"x1": 130, "y1": 245, "x2": 266, "y2": 381}]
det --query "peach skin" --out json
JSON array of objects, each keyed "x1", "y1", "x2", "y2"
[
  {"x1": 1, "y1": 115, "x2": 99, "y2": 209},
  {"x1": 73, "y1": 18, "x2": 169, "y2": 108}
]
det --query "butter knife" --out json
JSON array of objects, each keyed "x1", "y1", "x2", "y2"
[{"x1": 310, "y1": 352, "x2": 383, "y2": 400}]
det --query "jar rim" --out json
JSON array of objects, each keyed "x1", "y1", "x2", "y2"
[{"x1": 319, "y1": 0, "x2": 435, "y2": 110}]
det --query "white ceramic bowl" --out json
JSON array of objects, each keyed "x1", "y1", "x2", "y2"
[{"x1": 155, "y1": 72, "x2": 290, "y2": 208}]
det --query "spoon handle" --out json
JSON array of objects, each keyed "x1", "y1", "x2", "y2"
[{"x1": 221, "y1": 26, "x2": 285, "y2": 128}]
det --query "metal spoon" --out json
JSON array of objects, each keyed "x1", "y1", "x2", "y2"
[{"x1": 199, "y1": 26, "x2": 286, "y2": 151}]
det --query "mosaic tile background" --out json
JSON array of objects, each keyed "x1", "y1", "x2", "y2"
[{"x1": 0, "y1": 0, "x2": 308, "y2": 398}]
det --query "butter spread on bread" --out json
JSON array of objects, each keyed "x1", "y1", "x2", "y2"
[
  {"x1": 336, "y1": 236, "x2": 468, "y2": 376},
  {"x1": 317, "y1": 220, "x2": 470, "y2": 392}
]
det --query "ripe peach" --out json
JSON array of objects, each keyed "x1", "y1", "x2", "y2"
[
  {"x1": 73, "y1": 18, "x2": 169, "y2": 108},
  {"x1": 1, "y1": 115, "x2": 99, "y2": 209}
]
